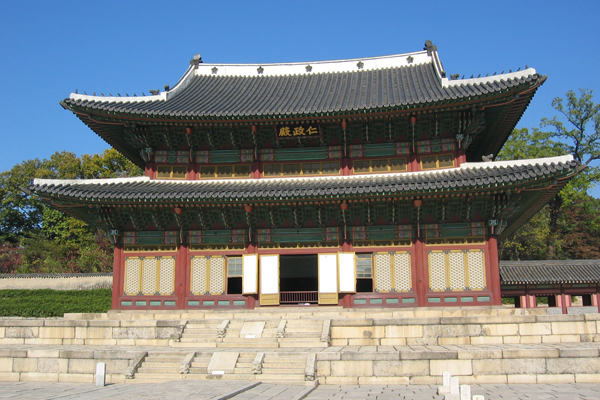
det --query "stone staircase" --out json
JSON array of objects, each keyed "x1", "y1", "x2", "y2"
[
  {"x1": 220, "y1": 320, "x2": 279, "y2": 348},
  {"x1": 130, "y1": 352, "x2": 185, "y2": 383},
  {"x1": 172, "y1": 320, "x2": 222, "y2": 348},
  {"x1": 280, "y1": 318, "x2": 327, "y2": 348},
  {"x1": 187, "y1": 353, "x2": 213, "y2": 375},
  {"x1": 259, "y1": 352, "x2": 307, "y2": 384}
]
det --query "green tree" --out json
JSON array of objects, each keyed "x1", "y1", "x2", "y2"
[
  {"x1": 499, "y1": 89, "x2": 600, "y2": 260},
  {"x1": 0, "y1": 149, "x2": 142, "y2": 272}
]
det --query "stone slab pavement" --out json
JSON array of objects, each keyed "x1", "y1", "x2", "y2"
[{"x1": 1, "y1": 382, "x2": 600, "y2": 400}]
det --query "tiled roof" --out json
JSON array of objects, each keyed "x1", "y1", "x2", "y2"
[
  {"x1": 500, "y1": 260, "x2": 600, "y2": 284},
  {"x1": 30, "y1": 156, "x2": 577, "y2": 203},
  {"x1": 61, "y1": 49, "x2": 541, "y2": 119}
]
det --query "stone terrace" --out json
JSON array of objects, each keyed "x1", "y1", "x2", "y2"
[{"x1": 1, "y1": 306, "x2": 600, "y2": 385}]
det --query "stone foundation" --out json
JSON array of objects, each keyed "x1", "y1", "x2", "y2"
[{"x1": 0, "y1": 307, "x2": 599, "y2": 384}]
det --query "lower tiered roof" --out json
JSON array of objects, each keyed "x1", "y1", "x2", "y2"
[
  {"x1": 500, "y1": 260, "x2": 600, "y2": 284},
  {"x1": 31, "y1": 156, "x2": 577, "y2": 203},
  {"x1": 29, "y1": 156, "x2": 579, "y2": 241}
]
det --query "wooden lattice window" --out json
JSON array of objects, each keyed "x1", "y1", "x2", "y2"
[
  {"x1": 200, "y1": 164, "x2": 251, "y2": 178},
  {"x1": 263, "y1": 162, "x2": 340, "y2": 177},
  {"x1": 420, "y1": 153, "x2": 455, "y2": 170},
  {"x1": 227, "y1": 256, "x2": 243, "y2": 277},
  {"x1": 356, "y1": 253, "x2": 373, "y2": 292},
  {"x1": 356, "y1": 254, "x2": 373, "y2": 278},
  {"x1": 352, "y1": 158, "x2": 408, "y2": 174},
  {"x1": 157, "y1": 165, "x2": 187, "y2": 179}
]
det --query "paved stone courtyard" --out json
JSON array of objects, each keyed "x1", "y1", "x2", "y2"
[{"x1": 1, "y1": 381, "x2": 600, "y2": 399}]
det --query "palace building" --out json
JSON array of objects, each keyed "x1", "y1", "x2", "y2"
[{"x1": 30, "y1": 41, "x2": 580, "y2": 310}]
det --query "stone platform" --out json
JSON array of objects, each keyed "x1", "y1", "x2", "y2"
[{"x1": 1, "y1": 306, "x2": 599, "y2": 385}]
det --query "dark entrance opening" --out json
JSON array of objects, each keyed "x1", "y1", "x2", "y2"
[{"x1": 280, "y1": 255, "x2": 318, "y2": 304}]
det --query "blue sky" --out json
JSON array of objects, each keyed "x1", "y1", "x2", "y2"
[{"x1": 1, "y1": 1, "x2": 599, "y2": 194}]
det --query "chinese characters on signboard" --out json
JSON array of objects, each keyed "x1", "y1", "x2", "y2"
[{"x1": 276, "y1": 124, "x2": 320, "y2": 140}]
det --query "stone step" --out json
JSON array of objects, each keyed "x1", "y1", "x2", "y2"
[
  {"x1": 137, "y1": 367, "x2": 180, "y2": 374},
  {"x1": 258, "y1": 374, "x2": 305, "y2": 381},
  {"x1": 179, "y1": 336, "x2": 220, "y2": 340},
  {"x1": 133, "y1": 373, "x2": 183, "y2": 380},
  {"x1": 141, "y1": 362, "x2": 181, "y2": 368},
  {"x1": 144, "y1": 357, "x2": 182, "y2": 363},
  {"x1": 263, "y1": 360, "x2": 305, "y2": 366},
  {"x1": 262, "y1": 367, "x2": 305, "y2": 373},
  {"x1": 186, "y1": 324, "x2": 220, "y2": 328},
  {"x1": 234, "y1": 367, "x2": 252, "y2": 374},
  {"x1": 264, "y1": 352, "x2": 307, "y2": 358},
  {"x1": 182, "y1": 331, "x2": 218, "y2": 336},
  {"x1": 191, "y1": 361, "x2": 210, "y2": 367},
  {"x1": 283, "y1": 332, "x2": 320, "y2": 338},
  {"x1": 222, "y1": 338, "x2": 278, "y2": 343},
  {"x1": 188, "y1": 367, "x2": 208, "y2": 374},
  {"x1": 217, "y1": 342, "x2": 279, "y2": 348},
  {"x1": 171, "y1": 342, "x2": 217, "y2": 348},
  {"x1": 183, "y1": 373, "x2": 257, "y2": 381},
  {"x1": 280, "y1": 341, "x2": 327, "y2": 348}
]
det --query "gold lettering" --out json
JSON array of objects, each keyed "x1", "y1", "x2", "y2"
[
  {"x1": 306, "y1": 126, "x2": 318, "y2": 136},
  {"x1": 279, "y1": 127, "x2": 291, "y2": 137},
  {"x1": 293, "y1": 126, "x2": 305, "y2": 136}
]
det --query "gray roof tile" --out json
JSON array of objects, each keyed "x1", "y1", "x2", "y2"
[
  {"x1": 30, "y1": 158, "x2": 578, "y2": 203},
  {"x1": 500, "y1": 260, "x2": 600, "y2": 284},
  {"x1": 63, "y1": 64, "x2": 539, "y2": 119}
]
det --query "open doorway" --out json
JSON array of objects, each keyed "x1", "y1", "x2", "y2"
[{"x1": 280, "y1": 255, "x2": 318, "y2": 304}]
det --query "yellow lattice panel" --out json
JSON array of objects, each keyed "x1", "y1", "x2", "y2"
[
  {"x1": 467, "y1": 249, "x2": 486, "y2": 290},
  {"x1": 158, "y1": 257, "x2": 175, "y2": 295},
  {"x1": 448, "y1": 251, "x2": 466, "y2": 291},
  {"x1": 428, "y1": 251, "x2": 446, "y2": 291},
  {"x1": 260, "y1": 293, "x2": 280, "y2": 306},
  {"x1": 141, "y1": 257, "x2": 158, "y2": 295},
  {"x1": 374, "y1": 253, "x2": 392, "y2": 293},
  {"x1": 209, "y1": 256, "x2": 226, "y2": 295},
  {"x1": 191, "y1": 256, "x2": 208, "y2": 295},
  {"x1": 318, "y1": 293, "x2": 338, "y2": 305},
  {"x1": 124, "y1": 257, "x2": 141, "y2": 295},
  {"x1": 393, "y1": 252, "x2": 412, "y2": 292}
]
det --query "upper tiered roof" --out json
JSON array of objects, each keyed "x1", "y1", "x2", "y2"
[
  {"x1": 62, "y1": 42, "x2": 542, "y2": 119},
  {"x1": 59, "y1": 41, "x2": 547, "y2": 167}
]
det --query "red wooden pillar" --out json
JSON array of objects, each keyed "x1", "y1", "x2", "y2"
[
  {"x1": 111, "y1": 244, "x2": 124, "y2": 310},
  {"x1": 409, "y1": 155, "x2": 419, "y2": 172},
  {"x1": 414, "y1": 238, "x2": 427, "y2": 306},
  {"x1": 246, "y1": 242, "x2": 257, "y2": 309},
  {"x1": 519, "y1": 295, "x2": 527, "y2": 309},
  {"x1": 456, "y1": 149, "x2": 467, "y2": 166},
  {"x1": 528, "y1": 295, "x2": 537, "y2": 308},
  {"x1": 557, "y1": 293, "x2": 568, "y2": 314},
  {"x1": 487, "y1": 236, "x2": 502, "y2": 305},
  {"x1": 251, "y1": 161, "x2": 261, "y2": 179},
  {"x1": 562, "y1": 294, "x2": 572, "y2": 314},
  {"x1": 592, "y1": 292, "x2": 600, "y2": 313},
  {"x1": 176, "y1": 244, "x2": 188, "y2": 309},
  {"x1": 342, "y1": 158, "x2": 351, "y2": 176}
]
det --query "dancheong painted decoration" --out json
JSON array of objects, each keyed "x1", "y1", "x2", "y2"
[{"x1": 30, "y1": 41, "x2": 581, "y2": 310}]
